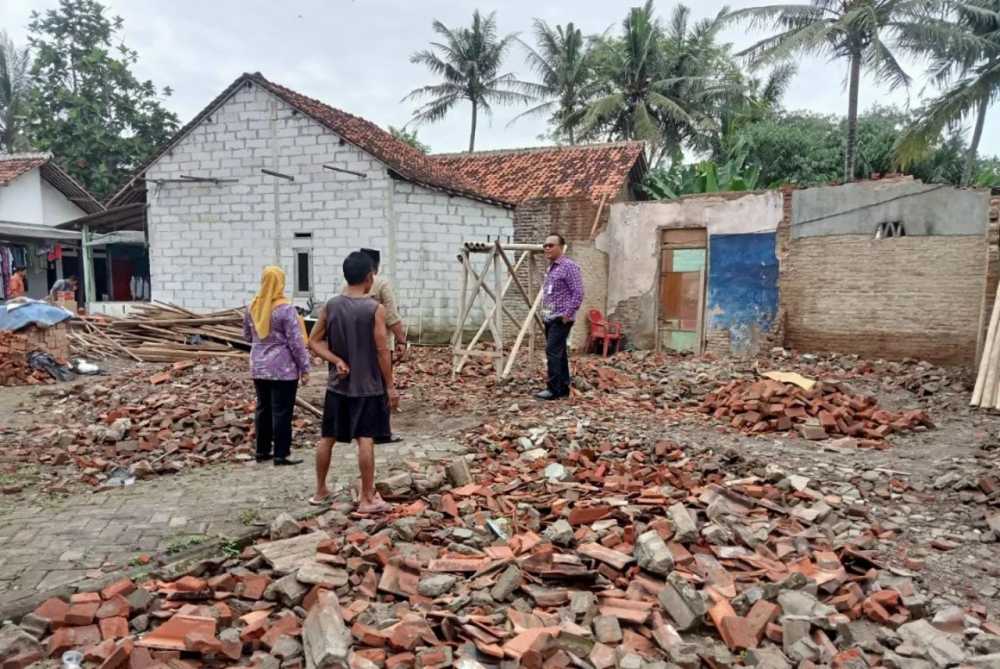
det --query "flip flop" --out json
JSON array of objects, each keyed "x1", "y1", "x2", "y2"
[
  {"x1": 308, "y1": 494, "x2": 331, "y2": 506},
  {"x1": 356, "y1": 499, "x2": 392, "y2": 514}
]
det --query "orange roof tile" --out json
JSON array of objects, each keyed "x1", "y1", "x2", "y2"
[
  {"x1": 109, "y1": 73, "x2": 513, "y2": 208},
  {"x1": 431, "y1": 142, "x2": 647, "y2": 205},
  {"x1": 0, "y1": 153, "x2": 48, "y2": 186}
]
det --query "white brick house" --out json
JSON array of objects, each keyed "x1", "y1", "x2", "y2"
[{"x1": 108, "y1": 73, "x2": 514, "y2": 339}]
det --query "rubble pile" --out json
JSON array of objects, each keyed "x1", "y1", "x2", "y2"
[
  {"x1": 699, "y1": 377, "x2": 934, "y2": 445},
  {"x1": 1, "y1": 359, "x2": 316, "y2": 490},
  {"x1": 7, "y1": 414, "x2": 999, "y2": 669},
  {"x1": 0, "y1": 331, "x2": 53, "y2": 387}
]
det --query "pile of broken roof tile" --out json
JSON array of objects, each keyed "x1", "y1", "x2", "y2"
[
  {"x1": 6, "y1": 411, "x2": 998, "y2": 669},
  {"x1": 698, "y1": 378, "x2": 934, "y2": 446},
  {"x1": 2, "y1": 360, "x2": 316, "y2": 491}
]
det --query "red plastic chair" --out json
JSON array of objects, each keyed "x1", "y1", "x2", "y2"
[{"x1": 586, "y1": 309, "x2": 623, "y2": 356}]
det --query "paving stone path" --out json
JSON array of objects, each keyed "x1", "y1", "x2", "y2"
[{"x1": 0, "y1": 437, "x2": 464, "y2": 612}]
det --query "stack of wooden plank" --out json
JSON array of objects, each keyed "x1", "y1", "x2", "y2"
[
  {"x1": 973, "y1": 287, "x2": 1000, "y2": 408},
  {"x1": 69, "y1": 302, "x2": 249, "y2": 363}
]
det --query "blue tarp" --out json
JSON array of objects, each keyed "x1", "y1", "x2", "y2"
[{"x1": 0, "y1": 300, "x2": 74, "y2": 332}]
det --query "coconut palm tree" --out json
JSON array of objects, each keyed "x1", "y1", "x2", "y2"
[
  {"x1": 511, "y1": 20, "x2": 593, "y2": 144},
  {"x1": 405, "y1": 10, "x2": 536, "y2": 152},
  {"x1": 728, "y1": 0, "x2": 926, "y2": 182},
  {"x1": 579, "y1": 2, "x2": 739, "y2": 164},
  {"x1": 895, "y1": 0, "x2": 1000, "y2": 185},
  {"x1": 0, "y1": 31, "x2": 32, "y2": 153}
]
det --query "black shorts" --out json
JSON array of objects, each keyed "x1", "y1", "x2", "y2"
[{"x1": 321, "y1": 391, "x2": 390, "y2": 443}]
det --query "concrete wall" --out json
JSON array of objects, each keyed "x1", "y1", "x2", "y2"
[
  {"x1": 145, "y1": 80, "x2": 512, "y2": 338},
  {"x1": 600, "y1": 191, "x2": 783, "y2": 350},
  {"x1": 792, "y1": 177, "x2": 988, "y2": 239},
  {"x1": 0, "y1": 169, "x2": 42, "y2": 223},
  {"x1": 783, "y1": 180, "x2": 991, "y2": 366}
]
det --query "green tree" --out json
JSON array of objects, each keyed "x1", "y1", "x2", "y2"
[
  {"x1": 0, "y1": 31, "x2": 32, "y2": 153},
  {"x1": 895, "y1": 0, "x2": 1000, "y2": 185},
  {"x1": 512, "y1": 20, "x2": 593, "y2": 144},
  {"x1": 581, "y1": 2, "x2": 740, "y2": 164},
  {"x1": 710, "y1": 63, "x2": 796, "y2": 160},
  {"x1": 388, "y1": 125, "x2": 431, "y2": 153},
  {"x1": 735, "y1": 106, "x2": 969, "y2": 187},
  {"x1": 24, "y1": 0, "x2": 178, "y2": 199},
  {"x1": 729, "y1": 0, "x2": 926, "y2": 183},
  {"x1": 405, "y1": 10, "x2": 535, "y2": 152}
]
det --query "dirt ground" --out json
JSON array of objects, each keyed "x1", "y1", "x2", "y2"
[{"x1": 0, "y1": 346, "x2": 997, "y2": 617}]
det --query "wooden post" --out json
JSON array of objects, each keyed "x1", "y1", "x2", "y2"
[
  {"x1": 81, "y1": 225, "x2": 96, "y2": 308},
  {"x1": 452, "y1": 250, "x2": 469, "y2": 348},
  {"x1": 493, "y1": 244, "x2": 504, "y2": 376},
  {"x1": 528, "y1": 251, "x2": 536, "y2": 361},
  {"x1": 502, "y1": 285, "x2": 545, "y2": 378},
  {"x1": 695, "y1": 267, "x2": 706, "y2": 355}
]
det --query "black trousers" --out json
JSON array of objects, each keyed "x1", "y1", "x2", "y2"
[
  {"x1": 253, "y1": 379, "x2": 298, "y2": 459},
  {"x1": 544, "y1": 319, "x2": 573, "y2": 397}
]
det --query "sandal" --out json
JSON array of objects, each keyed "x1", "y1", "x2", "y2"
[
  {"x1": 308, "y1": 494, "x2": 332, "y2": 506},
  {"x1": 356, "y1": 498, "x2": 392, "y2": 514}
]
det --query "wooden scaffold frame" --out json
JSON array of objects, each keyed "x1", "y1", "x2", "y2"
[{"x1": 451, "y1": 240, "x2": 548, "y2": 380}]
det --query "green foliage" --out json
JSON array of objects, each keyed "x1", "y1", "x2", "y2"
[
  {"x1": 734, "y1": 105, "x2": 978, "y2": 188},
  {"x1": 512, "y1": 20, "x2": 594, "y2": 143},
  {"x1": 0, "y1": 31, "x2": 33, "y2": 152},
  {"x1": 728, "y1": 0, "x2": 928, "y2": 181},
  {"x1": 642, "y1": 139, "x2": 760, "y2": 199},
  {"x1": 388, "y1": 125, "x2": 430, "y2": 153},
  {"x1": 580, "y1": 2, "x2": 741, "y2": 164},
  {"x1": 23, "y1": 0, "x2": 178, "y2": 198},
  {"x1": 976, "y1": 158, "x2": 1000, "y2": 187},
  {"x1": 405, "y1": 10, "x2": 535, "y2": 152}
]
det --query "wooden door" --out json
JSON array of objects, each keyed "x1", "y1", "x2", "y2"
[{"x1": 658, "y1": 229, "x2": 706, "y2": 353}]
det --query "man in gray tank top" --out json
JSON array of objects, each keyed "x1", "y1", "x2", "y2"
[{"x1": 308, "y1": 252, "x2": 398, "y2": 513}]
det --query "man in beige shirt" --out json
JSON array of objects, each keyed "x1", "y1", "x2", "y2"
[{"x1": 344, "y1": 249, "x2": 407, "y2": 360}]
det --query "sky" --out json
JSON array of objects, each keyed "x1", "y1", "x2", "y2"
[{"x1": 2, "y1": 0, "x2": 998, "y2": 159}]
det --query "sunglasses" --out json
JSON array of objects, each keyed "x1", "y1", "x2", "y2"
[{"x1": 543, "y1": 243, "x2": 557, "y2": 249}]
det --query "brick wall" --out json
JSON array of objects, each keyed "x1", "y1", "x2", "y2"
[
  {"x1": 145, "y1": 81, "x2": 512, "y2": 340},
  {"x1": 782, "y1": 234, "x2": 987, "y2": 365},
  {"x1": 510, "y1": 196, "x2": 611, "y2": 350}
]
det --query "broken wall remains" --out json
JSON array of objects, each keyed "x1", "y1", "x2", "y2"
[
  {"x1": 600, "y1": 191, "x2": 783, "y2": 352},
  {"x1": 782, "y1": 179, "x2": 991, "y2": 366}
]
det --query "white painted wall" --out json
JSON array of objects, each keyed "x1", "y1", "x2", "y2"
[
  {"x1": 146, "y1": 81, "x2": 513, "y2": 337},
  {"x1": 40, "y1": 177, "x2": 87, "y2": 225},
  {"x1": 0, "y1": 168, "x2": 43, "y2": 223}
]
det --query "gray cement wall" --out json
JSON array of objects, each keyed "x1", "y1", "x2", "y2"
[{"x1": 791, "y1": 178, "x2": 989, "y2": 239}]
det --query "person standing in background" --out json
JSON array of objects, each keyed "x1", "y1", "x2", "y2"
[
  {"x1": 243, "y1": 266, "x2": 311, "y2": 466},
  {"x1": 8, "y1": 266, "x2": 27, "y2": 298},
  {"x1": 535, "y1": 234, "x2": 584, "y2": 401}
]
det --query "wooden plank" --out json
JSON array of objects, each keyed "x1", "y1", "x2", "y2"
[
  {"x1": 452, "y1": 249, "x2": 470, "y2": 350},
  {"x1": 501, "y1": 286, "x2": 545, "y2": 379},
  {"x1": 493, "y1": 244, "x2": 505, "y2": 377},
  {"x1": 495, "y1": 245, "x2": 545, "y2": 332},
  {"x1": 972, "y1": 282, "x2": 1000, "y2": 405},
  {"x1": 588, "y1": 193, "x2": 609, "y2": 240}
]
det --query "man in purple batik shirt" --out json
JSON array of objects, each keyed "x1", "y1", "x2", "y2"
[{"x1": 536, "y1": 233, "x2": 584, "y2": 400}]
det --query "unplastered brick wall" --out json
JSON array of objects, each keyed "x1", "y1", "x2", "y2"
[
  {"x1": 782, "y1": 234, "x2": 987, "y2": 365},
  {"x1": 145, "y1": 80, "x2": 512, "y2": 340},
  {"x1": 510, "y1": 196, "x2": 610, "y2": 350}
]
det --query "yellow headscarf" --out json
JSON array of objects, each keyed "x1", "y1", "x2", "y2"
[{"x1": 249, "y1": 266, "x2": 307, "y2": 341}]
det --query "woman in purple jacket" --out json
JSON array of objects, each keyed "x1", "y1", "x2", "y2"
[{"x1": 243, "y1": 266, "x2": 311, "y2": 465}]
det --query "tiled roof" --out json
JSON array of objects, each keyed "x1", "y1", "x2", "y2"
[
  {"x1": 108, "y1": 73, "x2": 514, "y2": 208},
  {"x1": 0, "y1": 153, "x2": 49, "y2": 186},
  {"x1": 431, "y1": 142, "x2": 647, "y2": 205},
  {"x1": 0, "y1": 152, "x2": 102, "y2": 214}
]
